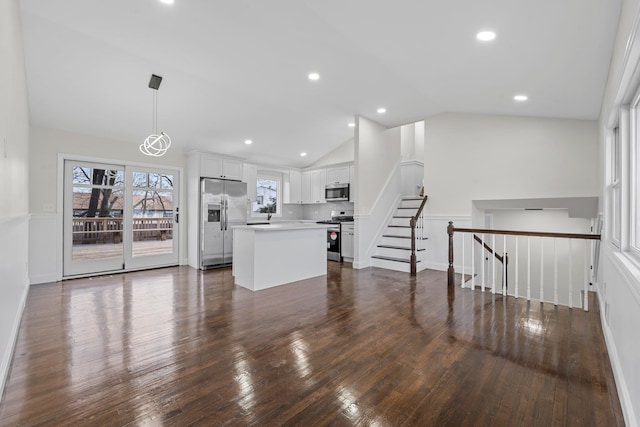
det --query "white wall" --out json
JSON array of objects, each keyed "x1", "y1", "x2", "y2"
[
  {"x1": 354, "y1": 116, "x2": 400, "y2": 215},
  {"x1": 308, "y1": 138, "x2": 354, "y2": 168},
  {"x1": 29, "y1": 126, "x2": 188, "y2": 282},
  {"x1": 424, "y1": 113, "x2": 599, "y2": 216},
  {"x1": 597, "y1": 0, "x2": 640, "y2": 425},
  {"x1": 0, "y1": 0, "x2": 31, "y2": 396}
]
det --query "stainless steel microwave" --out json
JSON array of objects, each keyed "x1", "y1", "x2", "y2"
[{"x1": 325, "y1": 183, "x2": 349, "y2": 201}]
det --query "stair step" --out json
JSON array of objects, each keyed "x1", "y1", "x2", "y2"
[
  {"x1": 392, "y1": 215, "x2": 413, "y2": 219},
  {"x1": 383, "y1": 234, "x2": 428, "y2": 240},
  {"x1": 377, "y1": 245, "x2": 425, "y2": 251},
  {"x1": 402, "y1": 197, "x2": 423, "y2": 201},
  {"x1": 371, "y1": 255, "x2": 421, "y2": 264},
  {"x1": 397, "y1": 207, "x2": 418, "y2": 210},
  {"x1": 388, "y1": 225, "x2": 410, "y2": 228}
]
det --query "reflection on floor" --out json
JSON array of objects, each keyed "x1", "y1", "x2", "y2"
[{"x1": 0, "y1": 264, "x2": 624, "y2": 426}]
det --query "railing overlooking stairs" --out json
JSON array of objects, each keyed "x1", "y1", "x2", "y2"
[
  {"x1": 371, "y1": 195, "x2": 428, "y2": 274},
  {"x1": 447, "y1": 222, "x2": 600, "y2": 310}
]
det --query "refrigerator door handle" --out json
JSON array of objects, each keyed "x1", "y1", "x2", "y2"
[{"x1": 224, "y1": 198, "x2": 229, "y2": 231}]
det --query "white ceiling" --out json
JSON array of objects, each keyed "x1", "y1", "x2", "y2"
[{"x1": 19, "y1": 0, "x2": 621, "y2": 168}]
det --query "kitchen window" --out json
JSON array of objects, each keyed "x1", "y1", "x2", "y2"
[{"x1": 252, "y1": 173, "x2": 282, "y2": 217}]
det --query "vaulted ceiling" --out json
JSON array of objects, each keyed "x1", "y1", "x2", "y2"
[{"x1": 19, "y1": 0, "x2": 621, "y2": 167}]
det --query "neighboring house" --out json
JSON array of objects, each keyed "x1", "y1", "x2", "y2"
[{"x1": 1, "y1": 1, "x2": 639, "y2": 426}]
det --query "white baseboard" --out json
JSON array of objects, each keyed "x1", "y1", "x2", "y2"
[
  {"x1": 0, "y1": 281, "x2": 29, "y2": 397},
  {"x1": 30, "y1": 273, "x2": 58, "y2": 285},
  {"x1": 597, "y1": 288, "x2": 637, "y2": 427}
]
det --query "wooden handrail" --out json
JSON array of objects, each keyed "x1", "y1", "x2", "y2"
[
  {"x1": 473, "y1": 234, "x2": 504, "y2": 263},
  {"x1": 410, "y1": 195, "x2": 428, "y2": 276},
  {"x1": 448, "y1": 221, "x2": 600, "y2": 289},
  {"x1": 453, "y1": 227, "x2": 600, "y2": 240}
]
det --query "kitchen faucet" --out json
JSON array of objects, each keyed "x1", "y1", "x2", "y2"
[{"x1": 267, "y1": 213, "x2": 272, "y2": 221}]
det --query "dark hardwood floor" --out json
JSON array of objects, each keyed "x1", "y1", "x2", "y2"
[{"x1": 0, "y1": 263, "x2": 623, "y2": 426}]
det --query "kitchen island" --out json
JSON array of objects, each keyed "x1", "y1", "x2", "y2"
[{"x1": 231, "y1": 223, "x2": 329, "y2": 291}]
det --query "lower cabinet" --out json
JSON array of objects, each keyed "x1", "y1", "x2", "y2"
[{"x1": 341, "y1": 222, "x2": 354, "y2": 259}]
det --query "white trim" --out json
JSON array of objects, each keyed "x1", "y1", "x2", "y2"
[
  {"x1": 400, "y1": 159, "x2": 424, "y2": 167},
  {"x1": 606, "y1": 3, "x2": 640, "y2": 128},
  {"x1": 364, "y1": 194, "x2": 403, "y2": 258},
  {"x1": 0, "y1": 277, "x2": 29, "y2": 397},
  {"x1": 359, "y1": 162, "x2": 401, "y2": 217},
  {"x1": 57, "y1": 153, "x2": 185, "y2": 280},
  {"x1": 597, "y1": 287, "x2": 638, "y2": 427},
  {"x1": 607, "y1": 250, "x2": 640, "y2": 306}
]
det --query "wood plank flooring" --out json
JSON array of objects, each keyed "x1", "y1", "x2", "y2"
[{"x1": 0, "y1": 264, "x2": 623, "y2": 426}]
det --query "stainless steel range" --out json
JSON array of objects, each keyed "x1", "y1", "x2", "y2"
[{"x1": 317, "y1": 210, "x2": 354, "y2": 261}]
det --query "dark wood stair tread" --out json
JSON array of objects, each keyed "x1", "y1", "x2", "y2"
[
  {"x1": 371, "y1": 255, "x2": 421, "y2": 263},
  {"x1": 383, "y1": 235, "x2": 428, "y2": 240},
  {"x1": 377, "y1": 245, "x2": 425, "y2": 251}
]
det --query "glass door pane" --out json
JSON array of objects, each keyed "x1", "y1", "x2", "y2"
[
  {"x1": 125, "y1": 168, "x2": 179, "y2": 269},
  {"x1": 64, "y1": 161, "x2": 125, "y2": 276}
]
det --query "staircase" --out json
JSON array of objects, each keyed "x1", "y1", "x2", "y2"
[{"x1": 371, "y1": 196, "x2": 427, "y2": 273}]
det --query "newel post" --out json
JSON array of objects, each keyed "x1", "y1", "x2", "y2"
[
  {"x1": 447, "y1": 221, "x2": 454, "y2": 288},
  {"x1": 410, "y1": 217, "x2": 417, "y2": 276}
]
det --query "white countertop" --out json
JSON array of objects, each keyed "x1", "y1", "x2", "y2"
[{"x1": 233, "y1": 222, "x2": 331, "y2": 231}]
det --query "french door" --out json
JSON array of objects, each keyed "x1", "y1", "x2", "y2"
[{"x1": 63, "y1": 160, "x2": 179, "y2": 277}]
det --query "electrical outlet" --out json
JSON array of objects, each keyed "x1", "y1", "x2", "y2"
[{"x1": 43, "y1": 203, "x2": 54, "y2": 213}]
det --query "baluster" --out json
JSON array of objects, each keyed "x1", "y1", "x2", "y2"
[
  {"x1": 471, "y1": 233, "x2": 475, "y2": 288},
  {"x1": 540, "y1": 237, "x2": 544, "y2": 303},
  {"x1": 492, "y1": 234, "x2": 496, "y2": 294},
  {"x1": 584, "y1": 241, "x2": 589, "y2": 311},
  {"x1": 481, "y1": 234, "x2": 485, "y2": 292},
  {"x1": 461, "y1": 233, "x2": 465, "y2": 287},
  {"x1": 527, "y1": 236, "x2": 531, "y2": 302},
  {"x1": 503, "y1": 235, "x2": 507, "y2": 296},
  {"x1": 568, "y1": 239, "x2": 573, "y2": 308},
  {"x1": 515, "y1": 237, "x2": 519, "y2": 299},
  {"x1": 554, "y1": 238, "x2": 558, "y2": 306}
]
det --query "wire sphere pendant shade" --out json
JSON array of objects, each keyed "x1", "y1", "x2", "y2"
[
  {"x1": 140, "y1": 74, "x2": 171, "y2": 157},
  {"x1": 140, "y1": 132, "x2": 171, "y2": 156}
]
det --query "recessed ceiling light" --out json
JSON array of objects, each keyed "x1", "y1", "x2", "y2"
[
  {"x1": 348, "y1": 122, "x2": 355, "y2": 128},
  {"x1": 300, "y1": 152, "x2": 307, "y2": 157},
  {"x1": 244, "y1": 139, "x2": 253, "y2": 145},
  {"x1": 308, "y1": 72, "x2": 320, "y2": 81},
  {"x1": 476, "y1": 31, "x2": 496, "y2": 41},
  {"x1": 377, "y1": 107, "x2": 386, "y2": 114},
  {"x1": 159, "y1": 0, "x2": 174, "y2": 4},
  {"x1": 514, "y1": 94, "x2": 528, "y2": 101}
]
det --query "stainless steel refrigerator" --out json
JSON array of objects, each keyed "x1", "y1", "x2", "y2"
[{"x1": 200, "y1": 178, "x2": 247, "y2": 269}]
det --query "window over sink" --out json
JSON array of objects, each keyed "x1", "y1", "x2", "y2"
[{"x1": 252, "y1": 172, "x2": 282, "y2": 218}]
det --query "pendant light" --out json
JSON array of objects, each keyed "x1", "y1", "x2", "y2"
[{"x1": 140, "y1": 74, "x2": 171, "y2": 157}]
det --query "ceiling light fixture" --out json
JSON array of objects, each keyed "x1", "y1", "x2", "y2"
[
  {"x1": 348, "y1": 122, "x2": 355, "y2": 128},
  {"x1": 159, "y1": 0, "x2": 174, "y2": 4},
  {"x1": 140, "y1": 74, "x2": 171, "y2": 157},
  {"x1": 308, "y1": 72, "x2": 320, "y2": 81},
  {"x1": 514, "y1": 94, "x2": 528, "y2": 101},
  {"x1": 377, "y1": 107, "x2": 386, "y2": 114},
  {"x1": 300, "y1": 152, "x2": 307, "y2": 157},
  {"x1": 476, "y1": 31, "x2": 496, "y2": 41},
  {"x1": 244, "y1": 139, "x2": 253, "y2": 145}
]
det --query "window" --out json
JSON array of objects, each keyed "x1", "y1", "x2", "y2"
[
  {"x1": 631, "y1": 90, "x2": 640, "y2": 255},
  {"x1": 611, "y1": 126, "x2": 621, "y2": 248},
  {"x1": 252, "y1": 173, "x2": 281, "y2": 217}
]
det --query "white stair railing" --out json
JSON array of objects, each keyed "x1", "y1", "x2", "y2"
[{"x1": 447, "y1": 222, "x2": 600, "y2": 310}]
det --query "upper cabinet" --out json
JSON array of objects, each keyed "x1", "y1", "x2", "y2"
[
  {"x1": 200, "y1": 154, "x2": 244, "y2": 181},
  {"x1": 325, "y1": 165, "x2": 350, "y2": 184},
  {"x1": 243, "y1": 163, "x2": 258, "y2": 202},
  {"x1": 284, "y1": 169, "x2": 303, "y2": 204},
  {"x1": 302, "y1": 169, "x2": 326, "y2": 204}
]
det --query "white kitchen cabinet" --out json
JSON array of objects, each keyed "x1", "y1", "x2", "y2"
[
  {"x1": 243, "y1": 163, "x2": 258, "y2": 202},
  {"x1": 287, "y1": 170, "x2": 302, "y2": 204},
  {"x1": 325, "y1": 165, "x2": 350, "y2": 184},
  {"x1": 200, "y1": 154, "x2": 243, "y2": 180},
  {"x1": 301, "y1": 169, "x2": 325, "y2": 204},
  {"x1": 310, "y1": 169, "x2": 326, "y2": 203},
  {"x1": 301, "y1": 171, "x2": 312, "y2": 204},
  {"x1": 341, "y1": 222, "x2": 354, "y2": 259}
]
